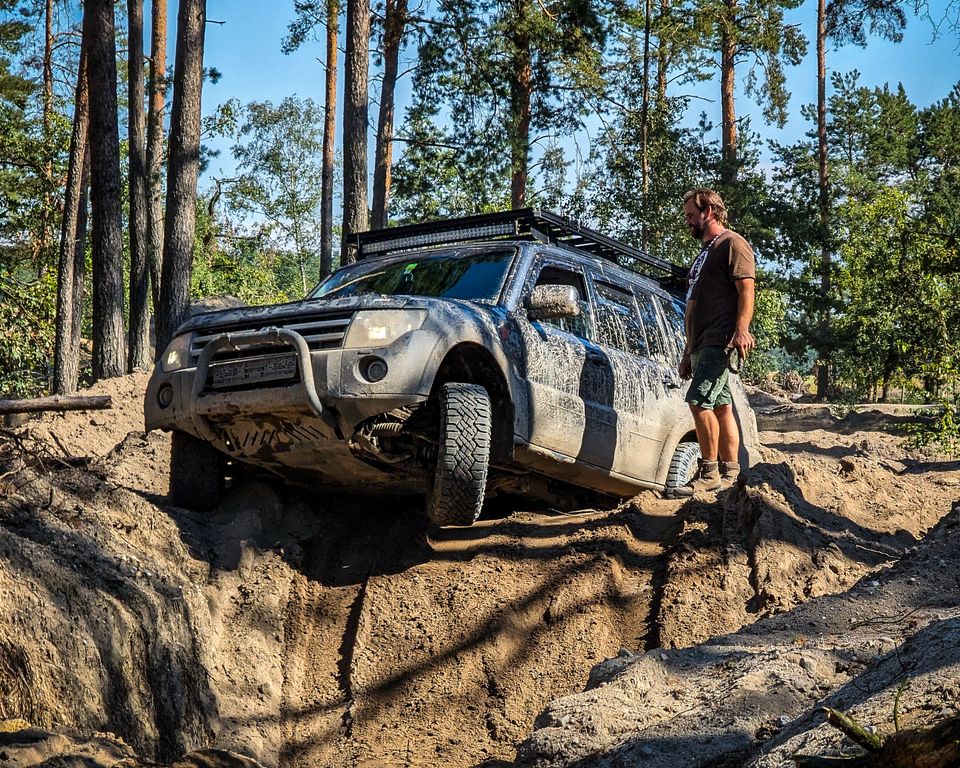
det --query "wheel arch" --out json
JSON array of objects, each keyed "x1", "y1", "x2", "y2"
[{"x1": 431, "y1": 343, "x2": 514, "y2": 464}]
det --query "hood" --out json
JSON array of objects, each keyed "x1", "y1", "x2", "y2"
[{"x1": 176, "y1": 294, "x2": 418, "y2": 335}]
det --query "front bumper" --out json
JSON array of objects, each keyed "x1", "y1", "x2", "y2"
[{"x1": 146, "y1": 325, "x2": 436, "y2": 458}]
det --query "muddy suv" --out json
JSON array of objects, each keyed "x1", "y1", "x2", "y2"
[{"x1": 146, "y1": 210, "x2": 758, "y2": 525}]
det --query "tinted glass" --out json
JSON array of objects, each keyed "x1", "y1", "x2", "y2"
[
  {"x1": 594, "y1": 281, "x2": 650, "y2": 357},
  {"x1": 310, "y1": 248, "x2": 515, "y2": 301},
  {"x1": 657, "y1": 295, "x2": 687, "y2": 361},
  {"x1": 635, "y1": 290, "x2": 671, "y2": 364}
]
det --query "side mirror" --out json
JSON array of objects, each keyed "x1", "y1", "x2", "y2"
[{"x1": 526, "y1": 284, "x2": 581, "y2": 320}]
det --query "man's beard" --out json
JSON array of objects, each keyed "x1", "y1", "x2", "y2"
[{"x1": 689, "y1": 222, "x2": 704, "y2": 239}]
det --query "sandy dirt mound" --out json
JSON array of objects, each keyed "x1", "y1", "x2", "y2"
[
  {"x1": 0, "y1": 376, "x2": 958, "y2": 767},
  {"x1": 516, "y1": 502, "x2": 960, "y2": 767}
]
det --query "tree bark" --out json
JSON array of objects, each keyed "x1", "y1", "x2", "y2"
[
  {"x1": 73, "y1": 154, "x2": 90, "y2": 378},
  {"x1": 341, "y1": 0, "x2": 370, "y2": 265},
  {"x1": 53, "y1": 40, "x2": 90, "y2": 395},
  {"x1": 655, "y1": 0, "x2": 669, "y2": 101},
  {"x1": 128, "y1": 0, "x2": 150, "y2": 371},
  {"x1": 640, "y1": 0, "x2": 652, "y2": 250},
  {"x1": 157, "y1": 0, "x2": 206, "y2": 355},
  {"x1": 509, "y1": 0, "x2": 532, "y2": 210},
  {"x1": 39, "y1": 0, "x2": 55, "y2": 266},
  {"x1": 85, "y1": 0, "x2": 127, "y2": 380},
  {"x1": 371, "y1": 0, "x2": 407, "y2": 229},
  {"x1": 816, "y1": 0, "x2": 831, "y2": 400},
  {"x1": 147, "y1": 0, "x2": 168, "y2": 330},
  {"x1": 720, "y1": 0, "x2": 738, "y2": 186},
  {"x1": 321, "y1": 0, "x2": 338, "y2": 279}
]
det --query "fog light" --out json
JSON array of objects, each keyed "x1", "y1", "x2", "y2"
[
  {"x1": 157, "y1": 383, "x2": 174, "y2": 408},
  {"x1": 361, "y1": 356, "x2": 388, "y2": 383}
]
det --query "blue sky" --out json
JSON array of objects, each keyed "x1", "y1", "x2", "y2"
[{"x1": 196, "y1": 0, "x2": 960, "y2": 186}]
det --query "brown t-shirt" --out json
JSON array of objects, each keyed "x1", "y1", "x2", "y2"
[{"x1": 686, "y1": 230, "x2": 755, "y2": 353}]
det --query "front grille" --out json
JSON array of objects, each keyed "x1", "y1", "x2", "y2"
[{"x1": 189, "y1": 312, "x2": 354, "y2": 364}]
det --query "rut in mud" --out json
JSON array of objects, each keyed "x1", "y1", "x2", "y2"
[{"x1": 0, "y1": 373, "x2": 957, "y2": 767}]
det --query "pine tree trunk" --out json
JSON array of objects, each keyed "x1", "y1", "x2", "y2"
[
  {"x1": 157, "y1": 0, "x2": 206, "y2": 355},
  {"x1": 371, "y1": 0, "x2": 407, "y2": 229},
  {"x1": 128, "y1": 0, "x2": 150, "y2": 371},
  {"x1": 509, "y1": 0, "x2": 532, "y2": 210},
  {"x1": 53, "y1": 41, "x2": 90, "y2": 395},
  {"x1": 147, "y1": 0, "x2": 168, "y2": 330},
  {"x1": 655, "y1": 0, "x2": 669, "y2": 101},
  {"x1": 86, "y1": 0, "x2": 127, "y2": 381},
  {"x1": 720, "y1": 0, "x2": 738, "y2": 186},
  {"x1": 39, "y1": 0, "x2": 55, "y2": 267},
  {"x1": 321, "y1": 0, "x2": 338, "y2": 279},
  {"x1": 816, "y1": 0, "x2": 830, "y2": 400},
  {"x1": 73, "y1": 154, "x2": 90, "y2": 375},
  {"x1": 640, "y1": 0, "x2": 652, "y2": 250},
  {"x1": 341, "y1": 0, "x2": 369, "y2": 265}
]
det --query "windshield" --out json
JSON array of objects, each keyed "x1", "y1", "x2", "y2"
[{"x1": 309, "y1": 247, "x2": 516, "y2": 302}]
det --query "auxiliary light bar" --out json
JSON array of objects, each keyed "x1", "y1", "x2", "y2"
[{"x1": 360, "y1": 221, "x2": 518, "y2": 255}]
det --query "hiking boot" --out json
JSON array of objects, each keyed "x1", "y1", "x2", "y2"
[
  {"x1": 719, "y1": 460, "x2": 741, "y2": 490},
  {"x1": 673, "y1": 459, "x2": 721, "y2": 498}
]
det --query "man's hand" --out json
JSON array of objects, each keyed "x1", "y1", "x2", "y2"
[
  {"x1": 679, "y1": 352, "x2": 692, "y2": 380},
  {"x1": 726, "y1": 327, "x2": 755, "y2": 361}
]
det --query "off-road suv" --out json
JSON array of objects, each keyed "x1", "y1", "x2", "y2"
[{"x1": 145, "y1": 210, "x2": 759, "y2": 525}]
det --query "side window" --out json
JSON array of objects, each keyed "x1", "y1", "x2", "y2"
[
  {"x1": 533, "y1": 265, "x2": 593, "y2": 340},
  {"x1": 593, "y1": 280, "x2": 650, "y2": 357},
  {"x1": 656, "y1": 295, "x2": 687, "y2": 362},
  {"x1": 634, "y1": 289, "x2": 671, "y2": 364}
]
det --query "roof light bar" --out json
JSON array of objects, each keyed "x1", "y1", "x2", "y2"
[
  {"x1": 351, "y1": 208, "x2": 688, "y2": 294},
  {"x1": 361, "y1": 221, "x2": 518, "y2": 255}
]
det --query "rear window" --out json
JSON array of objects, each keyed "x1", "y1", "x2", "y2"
[{"x1": 593, "y1": 281, "x2": 650, "y2": 357}]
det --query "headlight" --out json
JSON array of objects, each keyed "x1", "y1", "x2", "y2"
[
  {"x1": 343, "y1": 310, "x2": 427, "y2": 349},
  {"x1": 160, "y1": 333, "x2": 193, "y2": 372}
]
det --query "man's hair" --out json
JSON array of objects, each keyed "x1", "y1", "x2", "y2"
[{"x1": 683, "y1": 188, "x2": 728, "y2": 226}]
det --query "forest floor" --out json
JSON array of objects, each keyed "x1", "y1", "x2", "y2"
[{"x1": 0, "y1": 373, "x2": 957, "y2": 767}]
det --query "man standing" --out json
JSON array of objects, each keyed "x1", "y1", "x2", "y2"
[{"x1": 675, "y1": 188, "x2": 755, "y2": 496}]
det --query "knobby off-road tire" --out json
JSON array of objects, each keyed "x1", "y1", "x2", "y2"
[
  {"x1": 169, "y1": 430, "x2": 226, "y2": 511},
  {"x1": 664, "y1": 441, "x2": 701, "y2": 498},
  {"x1": 427, "y1": 383, "x2": 492, "y2": 527}
]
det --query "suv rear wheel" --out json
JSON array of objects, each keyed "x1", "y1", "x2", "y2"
[
  {"x1": 664, "y1": 441, "x2": 701, "y2": 498},
  {"x1": 426, "y1": 383, "x2": 491, "y2": 526},
  {"x1": 169, "y1": 430, "x2": 226, "y2": 511}
]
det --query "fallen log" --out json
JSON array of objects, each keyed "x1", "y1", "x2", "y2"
[{"x1": 0, "y1": 395, "x2": 112, "y2": 415}]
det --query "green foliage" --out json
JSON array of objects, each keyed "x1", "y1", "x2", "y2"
[
  {"x1": 690, "y1": 0, "x2": 807, "y2": 128},
  {"x1": 0, "y1": 272, "x2": 55, "y2": 398},
  {"x1": 908, "y1": 402, "x2": 960, "y2": 456},
  {"x1": 767, "y1": 70, "x2": 960, "y2": 403},
  {"x1": 391, "y1": 0, "x2": 607, "y2": 220},
  {"x1": 203, "y1": 97, "x2": 328, "y2": 299},
  {"x1": 191, "y1": 194, "x2": 303, "y2": 306},
  {"x1": 742, "y1": 277, "x2": 787, "y2": 382}
]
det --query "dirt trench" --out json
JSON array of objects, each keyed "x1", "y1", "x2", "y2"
[{"x1": 0, "y1": 374, "x2": 957, "y2": 767}]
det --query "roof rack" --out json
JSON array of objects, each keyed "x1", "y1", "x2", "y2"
[{"x1": 350, "y1": 208, "x2": 688, "y2": 294}]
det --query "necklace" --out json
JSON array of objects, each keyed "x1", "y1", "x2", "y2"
[{"x1": 703, "y1": 229, "x2": 726, "y2": 252}]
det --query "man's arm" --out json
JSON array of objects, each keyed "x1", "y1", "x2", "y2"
[{"x1": 727, "y1": 278, "x2": 755, "y2": 359}]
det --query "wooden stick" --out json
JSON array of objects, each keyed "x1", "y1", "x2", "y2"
[{"x1": 0, "y1": 395, "x2": 112, "y2": 415}]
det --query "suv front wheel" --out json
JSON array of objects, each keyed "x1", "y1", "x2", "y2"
[{"x1": 426, "y1": 383, "x2": 492, "y2": 526}]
